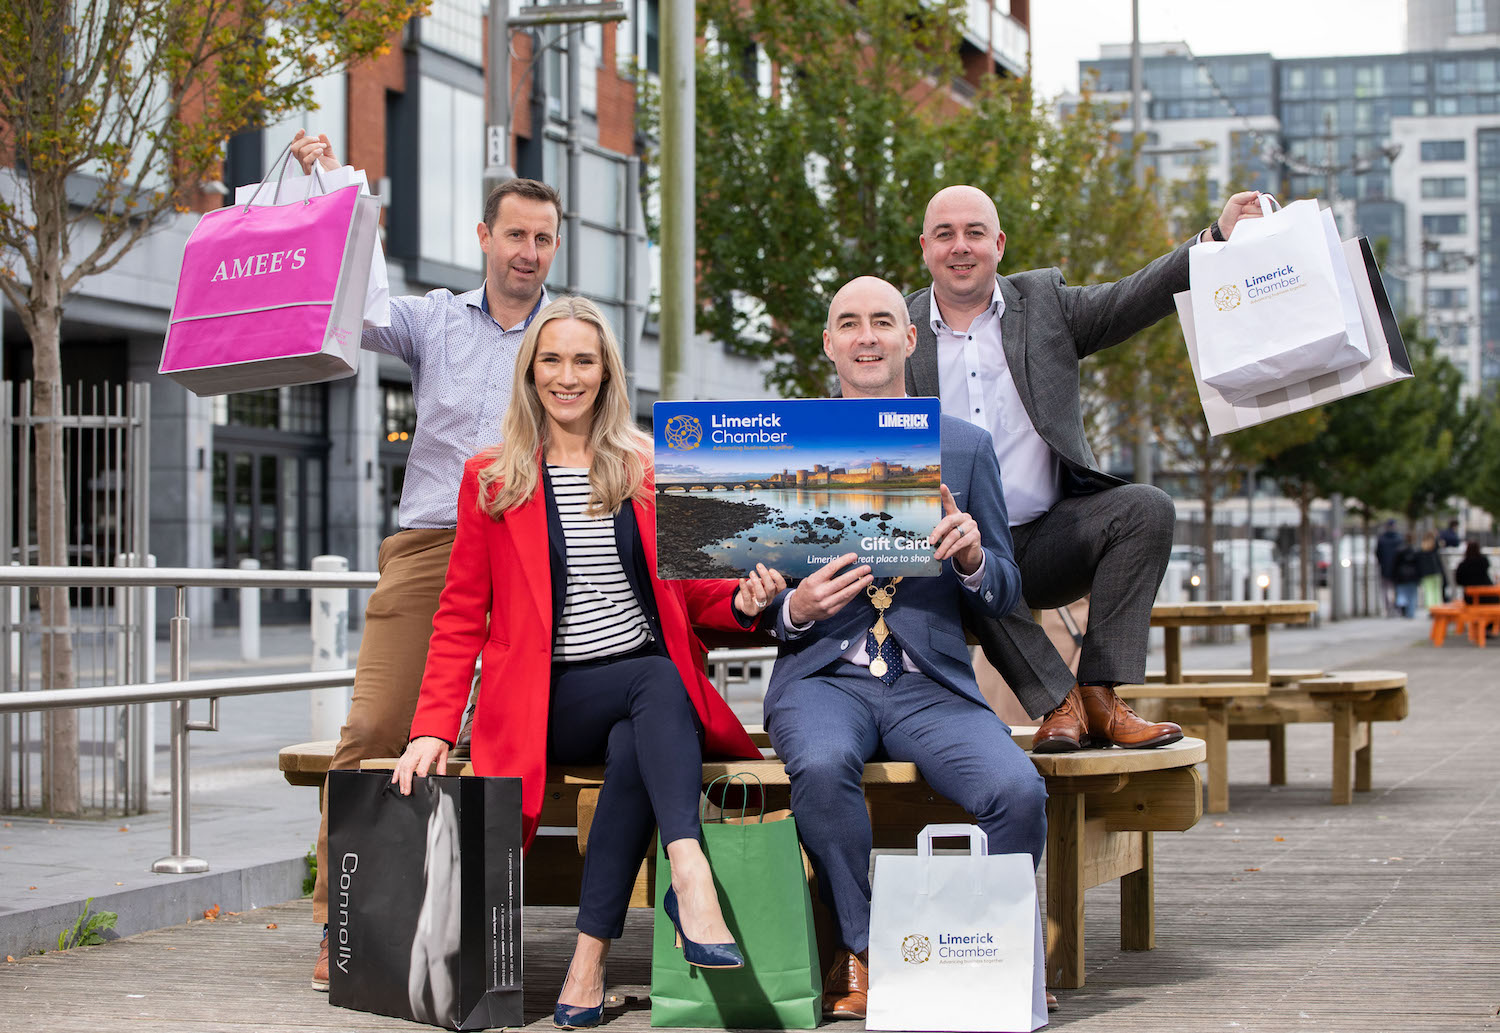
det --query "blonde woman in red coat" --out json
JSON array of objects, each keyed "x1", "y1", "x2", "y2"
[{"x1": 392, "y1": 296, "x2": 780, "y2": 1029}]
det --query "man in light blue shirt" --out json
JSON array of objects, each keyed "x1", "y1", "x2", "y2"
[{"x1": 291, "y1": 131, "x2": 560, "y2": 989}]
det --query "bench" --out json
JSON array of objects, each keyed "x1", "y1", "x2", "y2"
[
  {"x1": 1115, "y1": 682, "x2": 1269, "y2": 814},
  {"x1": 1144, "y1": 667, "x2": 1323, "y2": 687},
  {"x1": 1145, "y1": 670, "x2": 1408, "y2": 806},
  {"x1": 281, "y1": 730, "x2": 1206, "y2": 990}
]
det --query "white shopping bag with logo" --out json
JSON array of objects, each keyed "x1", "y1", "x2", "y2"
[
  {"x1": 866, "y1": 825, "x2": 1046, "y2": 1032},
  {"x1": 1177, "y1": 237, "x2": 1414, "y2": 435},
  {"x1": 1189, "y1": 196, "x2": 1370, "y2": 403}
]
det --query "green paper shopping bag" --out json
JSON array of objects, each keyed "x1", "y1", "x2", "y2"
[{"x1": 649, "y1": 775, "x2": 821, "y2": 1029}]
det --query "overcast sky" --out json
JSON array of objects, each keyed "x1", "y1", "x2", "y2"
[{"x1": 1028, "y1": 1, "x2": 1409, "y2": 100}]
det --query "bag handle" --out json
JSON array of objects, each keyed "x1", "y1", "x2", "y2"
[
  {"x1": 240, "y1": 139, "x2": 330, "y2": 213},
  {"x1": 917, "y1": 823, "x2": 988, "y2": 857},
  {"x1": 1257, "y1": 193, "x2": 1282, "y2": 218},
  {"x1": 701, "y1": 772, "x2": 765, "y2": 823}
]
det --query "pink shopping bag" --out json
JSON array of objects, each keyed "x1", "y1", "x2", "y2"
[{"x1": 160, "y1": 167, "x2": 379, "y2": 396}]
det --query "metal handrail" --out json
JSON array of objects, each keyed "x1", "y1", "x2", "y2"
[
  {"x1": 0, "y1": 565, "x2": 378, "y2": 589},
  {"x1": 0, "y1": 566, "x2": 373, "y2": 875},
  {"x1": 0, "y1": 669, "x2": 357, "y2": 713}
]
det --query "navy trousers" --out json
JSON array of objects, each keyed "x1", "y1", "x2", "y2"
[
  {"x1": 548, "y1": 648, "x2": 704, "y2": 939},
  {"x1": 765, "y1": 663, "x2": 1047, "y2": 954}
]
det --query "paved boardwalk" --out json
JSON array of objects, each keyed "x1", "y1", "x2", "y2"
[{"x1": 3, "y1": 635, "x2": 1499, "y2": 1031}]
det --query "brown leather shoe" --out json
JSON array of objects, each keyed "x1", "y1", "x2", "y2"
[
  {"x1": 1079, "y1": 684, "x2": 1183, "y2": 749},
  {"x1": 312, "y1": 933, "x2": 330, "y2": 992},
  {"x1": 1031, "y1": 687, "x2": 1086, "y2": 753},
  {"x1": 822, "y1": 948, "x2": 869, "y2": 1019}
]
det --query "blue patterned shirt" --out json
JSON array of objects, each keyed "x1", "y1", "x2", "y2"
[{"x1": 363, "y1": 285, "x2": 547, "y2": 529}]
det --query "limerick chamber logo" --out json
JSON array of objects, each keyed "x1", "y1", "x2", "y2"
[
  {"x1": 900, "y1": 934, "x2": 932, "y2": 964},
  {"x1": 1213, "y1": 284, "x2": 1241, "y2": 311},
  {"x1": 664, "y1": 414, "x2": 703, "y2": 450}
]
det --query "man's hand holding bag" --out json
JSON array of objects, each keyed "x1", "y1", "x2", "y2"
[{"x1": 1189, "y1": 196, "x2": 1371, "y2": 403}]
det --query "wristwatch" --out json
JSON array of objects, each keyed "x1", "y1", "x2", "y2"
[{"x1": 1210, "y1": 219, "x2": 1226, "y2": 242}]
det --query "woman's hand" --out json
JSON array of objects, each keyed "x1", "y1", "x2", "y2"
[
  {"x1": 733, "y1": 563, "x2": 787, "y2": 620},
  {"x1": 392, "y1": 736, "x2": 450, "y2": 795}
]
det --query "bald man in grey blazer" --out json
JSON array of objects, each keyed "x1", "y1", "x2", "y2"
[{"x1": 906, "y1": 185, "x2": 1265, "y2": 752}]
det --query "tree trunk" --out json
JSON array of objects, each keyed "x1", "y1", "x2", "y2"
[{"x1": 28, "y1": 302, "x2": 80, "y2": 817}]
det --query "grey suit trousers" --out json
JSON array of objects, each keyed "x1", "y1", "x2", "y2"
[{"x1": 970, "y1": 483, "x2": 1175, "y2": 718}]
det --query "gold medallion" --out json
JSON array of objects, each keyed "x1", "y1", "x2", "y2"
[{"x1": 869, "y1": 656, "x2": 888, "y2": 679}]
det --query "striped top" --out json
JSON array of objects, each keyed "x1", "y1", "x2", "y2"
[{"x1": 549, "y1": 467, "x2": 653, "y2": 662}]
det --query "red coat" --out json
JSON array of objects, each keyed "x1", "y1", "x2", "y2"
[{"x1": 410, "y1": 453, "x2": 762, "y2": 849}]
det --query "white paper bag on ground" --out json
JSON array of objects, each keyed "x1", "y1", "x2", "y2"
[
  {"x1": 866, "y1": 825, "x2": 1047, "y2": 1032},
  {"x1": 234, "y1": 155, "x2": 389, "y2": 328},
  {"x1": 1189, "y1": 197, "x2": 1369, "y2": 402},
  {"x1": 1177, "y1": 236, "x2": 1413, "y2": 435}
]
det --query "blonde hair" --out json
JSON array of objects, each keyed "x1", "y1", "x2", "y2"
[{"x1": 478, "y1": 296, "x2": 650, "y2": 518}]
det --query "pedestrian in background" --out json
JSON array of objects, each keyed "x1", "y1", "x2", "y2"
[{"x1": 1417, "y1": 532, "x2": 1448, "y2": 608}]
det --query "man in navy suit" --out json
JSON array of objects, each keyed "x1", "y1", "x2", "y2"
[{"x1": 762, "y1": 276, "x2": 1043, "y2": 1019}]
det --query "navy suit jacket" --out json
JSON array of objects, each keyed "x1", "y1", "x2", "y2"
[{"x1": 763, "y1": 414, "x2": 1022, "y2": 712}]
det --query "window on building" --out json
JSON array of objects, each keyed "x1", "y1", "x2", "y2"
[
  {"x1": 1421, "y1": 139, "x2": 1467, "y2": 161},
  {"x1": 1284, "y1": 66, "x2": 1307, "y2": 94},
  {"x1": 1456, "y1": 0, "x2": 1486, "y2": 34},
  {"x1": 1412, "y1": 62, "x2": 1428, "y2": 85},
  {"x1": 1428, "y1": 287, "x2": 1470, "y2": 309},
  {"x1": 421, "y1": 0, "x2": 484, "y2": 65},
  {"x1": 1423, "y1": 213, "x2": 1469, "y2": 235},
  {"x1": 382, "y1": 384, "x2": 416, "y2": 442},
  {"x1": 1425, "y1": 248, "x2": 1469, "y2": 270},
  {"x1": 418, "y1": 77, "x2": 485, "y2": 270},
  {"x1": 213, "y1": 386, "x2": 328, "y2": 434},
  {"x1": 639, "y1": 0, "x2": 660, "y2": 75},
  {"x1": 1422, "y1": 176, "x2": 1468, "y2": 198}
]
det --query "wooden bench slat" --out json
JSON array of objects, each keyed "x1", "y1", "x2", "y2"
[
  {"x1": 1144, "y1": 667, "x2": 1323, "y2": 685},
  {"x1": 1116, "y1": 681, "x2": 1269, "y2": 701}
]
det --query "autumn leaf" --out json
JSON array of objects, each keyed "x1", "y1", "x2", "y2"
[
  {"x1": 1244, "y1": 867, "x2": 1260, "y2": 872},
  {"x1": 203, "y1": 905, "x2": 220, "y2": 921},
  {"x1": 266, "y1": 923, "x2": 278, "y2": 930},
  {"x1": 1273, "y1": 836, "x2": 1285, "y2": 842}
]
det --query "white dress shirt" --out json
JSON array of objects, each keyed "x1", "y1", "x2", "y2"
[{"x1": 929, "y1": 281, "x2": 1061, "y2": 526}]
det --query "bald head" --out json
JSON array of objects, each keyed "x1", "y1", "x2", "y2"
[
  {"x1": 920, "y1": 185, "x2": 1006, "y2": 315},
  {"x1": 823, "y1": 276, "x2": 916, "y2": 399},
  {"x1": 923, "y1": 185, "x2": 999, "y2": 236},
  {"x1": 827, "y1": 276, "x2": 909, "y2": 334}
]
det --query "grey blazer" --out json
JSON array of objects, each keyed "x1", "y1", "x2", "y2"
[{"x1": 905, "y1": 239, "x2": 1193, "y2": 500}]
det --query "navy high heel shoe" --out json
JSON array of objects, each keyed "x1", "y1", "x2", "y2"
[
  {"x1": 663, "y1": 885, "x2": 745, "y2": 969},
  {"x1": 552, "y1": 966, "x2": 606, "y2": 1030}
]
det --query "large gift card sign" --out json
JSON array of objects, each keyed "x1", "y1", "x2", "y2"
[{"x1": 652, "y1": 398, "x2": 943, "y2": 579}]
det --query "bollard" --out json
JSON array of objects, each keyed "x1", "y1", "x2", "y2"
[
  {"x1": 239, "y1": 558, "x2": 261, "y2": 661},
  {"x1": 310, "y1": 555, "x2": 350, "y2": 741}
]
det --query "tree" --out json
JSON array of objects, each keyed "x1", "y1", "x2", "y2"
[
  {"x1": 678, "y1": 0, "x2": 1172, "y2": 400},
  {"x1": 0, "y1": 0, "x2": 423, "y2": 815},
  {"x1": 1273, "y1": 319, "x2": 1461, "y2": 613},
  {"x1": 1464, "y1": 398, "x2": 1500, "y2": 520}
]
